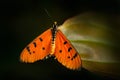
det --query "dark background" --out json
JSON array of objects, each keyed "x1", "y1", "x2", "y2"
[{"x1": 0, "y1": 0, "x2": 120, "y2": 80}]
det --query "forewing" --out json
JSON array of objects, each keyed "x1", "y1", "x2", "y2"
[
  {"x1": 20, "y1": 29, "x2": 52, "y2": 63},
  {"x1": 54, "y1": 30, "x2": 82, "y2": 70}
]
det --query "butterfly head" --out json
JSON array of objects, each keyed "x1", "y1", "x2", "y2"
[
  {"x1": 54, "y1": 21, "x2": 57, "y2": 25},
  {"x1": 52, "y1": 21, "x2": 58, "y2": 31}
]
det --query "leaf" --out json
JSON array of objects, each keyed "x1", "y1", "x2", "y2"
[{"x1": 59, "y1": 12, "x2": 120, "y2": 77}]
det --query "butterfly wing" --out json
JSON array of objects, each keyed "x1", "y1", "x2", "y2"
[
  {"x1": 54, "y1": 29, "x2": 82, "y2": 70},
  {"x1": 20, "y1": 29, "x2": 52, "y2": 63}
]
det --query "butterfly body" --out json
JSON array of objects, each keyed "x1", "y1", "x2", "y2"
[
  {"x1": 49, "y1": 22, "x2": 58, "y2": 55},
  {"x1": 20, "y1": 22, "x2": 81, "y2": 70}
]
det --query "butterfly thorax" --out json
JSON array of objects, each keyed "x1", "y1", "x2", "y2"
[{"x1": 50, "y1": 22, "x2": 58, "y2": 54}]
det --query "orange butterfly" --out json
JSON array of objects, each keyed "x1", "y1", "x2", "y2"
[{"x1": 20, "y1": 22, "x2": 81, "y2": 70}]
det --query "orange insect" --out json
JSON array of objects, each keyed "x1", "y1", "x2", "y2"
[{"x1": 20, "y1": 22, "x2": 81, "y2": 70}]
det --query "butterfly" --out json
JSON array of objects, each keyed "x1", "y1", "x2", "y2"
[{"x1": 20, "y1": 21, "x2": 82, "y2": 70}]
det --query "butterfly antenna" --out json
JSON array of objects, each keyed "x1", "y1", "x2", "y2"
[{"x1": 44, "y1": 8, "x2": 55, "y2": 23}]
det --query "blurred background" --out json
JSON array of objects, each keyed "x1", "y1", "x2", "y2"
[{"x1": 0, "y1": 0, "x2": 120, "y2": 80}]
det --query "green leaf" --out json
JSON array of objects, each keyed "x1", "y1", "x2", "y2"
[{"x1": 59, "y1": 12, "x2": 120, "y2": 77}]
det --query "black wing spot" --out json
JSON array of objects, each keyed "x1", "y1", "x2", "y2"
[
  {"x1": 64, "y1": 41, "x2": 67, "y2": 45},
  {"x1": 33, "y1": 51, "x2": 35, "y2": 53},
  {"x1": 59, "y1": 50, "x2": 62, "y2": 53},
  {"x1": 42, "y1": 47, "x2": 45, "y2": 50},
  {"x1": 68, "y1": 56, "x2": 70, "y2": 59},
  {"x1": 39, "y1": 37, "x2": 43, "y2": 42},
  {"x1": 26, "y1": 46, "x2": 30, "y2": 51},
  {"x1": 68, "y1": 47, "x2": 72, "y2": 52},
  {"x1": 33, "y1": 42, "x2": 37, "y2": 47},
  {"x1": 71, "y1": 53, "x2": 78, "y2": 60},
  {"x1": 26, "y1": 46, "x2": 31, "y2": 54}
]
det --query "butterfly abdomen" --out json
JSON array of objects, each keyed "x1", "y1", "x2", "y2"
[{"x1": 50, "y1": 22, "x2": 58, "y2": 55}]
